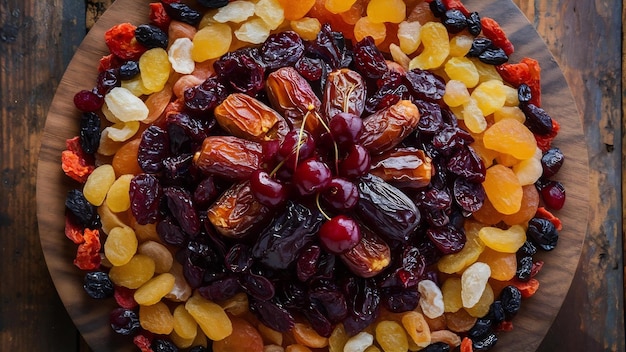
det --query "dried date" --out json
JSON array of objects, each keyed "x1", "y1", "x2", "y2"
[
  {"x1": 193, "y1": 136, "x2": 263, "y2": 180},
  {"x1": 322, "y1": 68, "x2": 366, "y2": 119},
  {"x1": 266, "y1": 67, "x2": 321, "y2": 130},
  {"x1": 369, "y1": 147, "x2": 433, "y2": 189},
  {"x1": 359, "y1": 100, "x2": 421, "y2": 154}
]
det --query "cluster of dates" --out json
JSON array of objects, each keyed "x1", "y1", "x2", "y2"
[{"x1": 124, "y1": 22, "x2": 491, "y2": 338}]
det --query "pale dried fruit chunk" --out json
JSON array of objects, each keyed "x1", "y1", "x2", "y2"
[
  {"x1": 375, "y1": 320, "x2": 408, "y2": 352},
  {"x1": 286, "y1": 345, "x2": 312, "y2": 352},
  {"x1": 235, "y1": 18, "x2": 272, "y2": 44},
  {"x1": 471, "y1": 80, "x2": 507, "y2": 116},
  {"x1": 401, "y1": 311, "x2": 431, "y2": 348},
  {"x1": 329, "y1": 324, "x2": 349, "y2": 352},
  {"x1": 397, "y1": 21, "x2": 421, "y2": 54},
  {"x1": 134, "y1": 272, "x2": 176, "y2": 306},
  {"x1": 121, "y1": 76, "x2": 153, "y2": 96},
  {"x1": 409, "y1": 22, "x2": 449, "y2": 70},
  {"x1": 464, "y1": 282, "x2": 494, "y2": 317},
  {"x1": 478, "y1": 224, "x2": 527, "y2": 253},
  {"x1": 185, "y1": 293, "x2": 233, "y2": 341},
  {"x1": 364, "y1": 346, "x2": 381, "y2": 352},
  {"x1": 106, "y1": 174, "x2": 134, "y2": 213},
  {"x1": 256, "y1": 0, "x2": 285, "y2": 30},
  {"x1": 213, "y1": 0, "x2": 256, "y2": 23},
  {"x1": 503, "y1": 84, "x2": 520, "y2": 106},
  {"x1": 445, "y1": 309, "x2": 477, "y2": 333},
  {"x1": 101, "y1": 102, "x2": 121, "y2": 123},
  {"x1": 103, "y1": 121, "x2": 140, "y2": 142},
  {"x1": 173, "y1": 304, "x2": 199, "y2": 340},
  {"x1": 418, "y1": 280, "x2": 444, "y2": 319},
  {"x1": 441, "y1": 277, "x2": 463, "y2": 313},
  {"x1": 449, "y1": 34, "x2": 473, "y2": 57},
  {"x1": 138, "y1": 240, "x2": 174, "y2": 273},
  {"x1": 139, "y1": 301, "x2": 174, "y2": 335},
  {"x1": 170, "y1": 329, "x2": 195, "y2": 349},
  {"x1": 258, "y1": 323, "x2": 284, "y2": 346},
  {"x1": 461, "y1": 262, "x2": 491, "y2": 308},
  {"x1": 84, "y1": 164, "x2": 116, "y2": 206},
  {"x1": 443, "y1": 80, "x2": 470, "y2": 108},
  {"x1": 290, "y1": 17, "x2": 321, "y2": 41},
  {"x1": 293, "y1": 323, "x2": 329, "y2": 348},
  {"x1": 220, "y1": 292, "x2": 249, "y2": 316},
  {"x1": 471, "y1": 58, "x2": 502, "y2": 83},
  {"x1": 483, "y1": 164, "x2": 523, "y2": 215},
  {"x1": 104, "y1": 225, "x2": 138, "y2": 266},
  {"x1": 108, "y1": 254, "x2": 155, "y2": 289},
  {"x1": 97, "y1": 128, "x2": 123, "y2": 156},
  {"x1": 513, "y1": 156, "x2": 543, "y2": 185},
  {"x1": 105, "y1": 87, "x2": 149, "y2": 122},
  {"x1": 168, "y1": 37, "x2": 195, "y2": 74},
  {"x1": 444, "y1": 56, "x2": 479, "y2": 88},
  {"x1": 389, "y1": 43, "x2": 410, "y2": 71},
  {"x1": 430, "y1": 330, "x2": 461, "y2": 349},
  {"x1": 483, "y1": 118, "x2": 537, "y2": 160},
  {"x1": 343, "y1": 331, "x2": 374, "y2": 352},
  {"x1": 494, "y1": 106, "x2": 525, "y2": 123},
  {"x1": 98, "y1": 202, "x2": 127, "y2": 235},
  {"x1": 165, "y1": 262, "x2": 193, "y2": 302},
  {"x1": 462, "y1": 98, "x2": 487, "y2": 133},
  {"x1": 192, "y1": 23, "x2": 232, "y2": 62},
  {"x1": 139, "y1": 48, "x2": 171, "y2": 92},
  {"x1": 353, "y1": 16, "x2": 387, "y2": 46},
  {"x1": 264, "y1": 345, "x2": 285, "y2": 352}
]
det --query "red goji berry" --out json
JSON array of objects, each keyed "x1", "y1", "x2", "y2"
[
  {"x1": 510, "y1": 278, "x2": 540, "y2": 298},
  {"x1": 534, "y1": 118, "x2": 560, "y2": 152},
  {"x1": 65, "y1": 214, "x2": 85, "y2": 244},
  {"x1": 114, "y1": 286, "x2": 138, "y2": 309},
  {"x1": 133, "y1": 334, "x2": 154, "y2": 352},
  {"x1": 521, "y1": 57, "x2": 542, "y2": 106},
  {"x1": 73, "y1": 228, "x2": 101, "y2": 270},
  {"x1": 149, "y1": 3, "x2": 171, "y2": 31},
  {"x1": 98, "y1": 54, "x2": 123, "y2": 72},
  {"x1": 535, "y1": 206, "x2": 563, "y2": 231},
  {"x1": 495, "y1": 320, "x2": 514, "y2": 332},
  {"x1": 461, "y1": 337, "x2": 474, "y2": 352},
  {"x1": 481, "y1": 17, "x2": 514, "y2": 56},
  {"x1": 496, "y1": 62, "x2": 531, "y2": 87},
  {"x1": 105, "y1": 23, "x2": 147, "y2": 61}
]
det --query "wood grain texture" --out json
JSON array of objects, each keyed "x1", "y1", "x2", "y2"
[
  {"x1": 34, "y1": 0, "x2": 590, "y2": 351},
  {"x1": 0, "y1": 0, "x2": 85, "y2": 351},
  {"x1": 512, "y1": 1, "x2": 625, "y2": 351}
]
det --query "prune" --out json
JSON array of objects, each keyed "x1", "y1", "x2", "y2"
[
  {"x1": 249, "y1": 298, "x2": 295, "y2": 332},
  {"x1": 517, "y1": 83, "x2": 532, "y2": 103},
  {"x1": 118, "y1": 60, "x2": 139, "y2": 80},
  {"x1": 164, "y1": 186, "x2": 200, "y2": 236},
  {"x1": 305, "y1": 24, "x2": 348, "y2": 70},
  {"x1": 261, "y1": 31, "x2": 305, "y2": 70},
  {"x1": 239, "y1": 272, "x2": 275, "y2": 301},
  {"x1": 196, "y1": 0, "x2": 229, "y2": 8},
  {"x1": 157, "y1": 217, "x2": 188, "y2": 246},
  {"x1": 277, "y1": 281, "x2": 308, "y2": 310},
  {"x1": 478, "y1": 47, "x2": 509, "y2": 65},
  {"x1": 426, "y1": 225, "x2": 466, "y2": 254},
  {"x1": 184, "y1": 77, "x2": 228, "y2": 113},
  {"x1": 467, "y1": 12, "x2": 482, "y2": 36},
  {"x1": 129, "y1": 173, "x2": 162, "y2": 225},
  {"x1": 79, "y1": 112, "x2": 101, "y2": 154},
  {"x1": 83, "y1": 271, "x2": 114, "y2": 299},
  {"x1": 138, "y1": 125, "x2": 170, "y2": 173},
  {"x1": 420, "y1": 342, "x2": 451, "y2": 352},
  {"x1": 453, "y1": 177, "x2": 485, "y2": 213},
  {"x1": 225, "y1": 244, "x2": 253, "y2": 273},
  {"x1": 432, "y1": 125, "x2": 474, "y2": 155},
  {"x1": 353, "y1": 36, "x2": 387, "y2": 79},
  {"x1": 526, "y1": 217, "x2": 559, "y2": 251},
  {"x1": 499, "y1": 285, "x2": 522, "y2": 320},
  {"x1": 151, "y1": 339, "x2": 179, "y2": 352},
  {"x1": 252, "y1": 202, "x2": 324, "y2": 269},
  {"x1": 197, "y1": 276, "x2": 241, "y2": 301},
  {"x1": 162, "y1": 2, "x2": 201, "y2": 26},
  {"x1": 467, "y1": 37, "x2": 493, "y2": 57},
  {"x1": 109, "y1": 308, "x2": 140, "y2": 335},
  {"x1": 415, "y1": 100, "x2": 445, "y2": 135},
  {"x1": 135, "y1": 24, "x2": 168, "y2": 49},
  {"x1": 446, "y1": 146, "x2": 486, "y2": 183},
  {"x1": 96, "y1": 68, "x2": 120, "y2": 96},
  {"x1": 468, "y1": 318, "x2": 493, "y2": 339},
  {"x1": 486, "y1": 300, "x2": 505, "y2": 325},
  {"x1": 541, "y1": 147, "x2": 564, "y2": 177},
  {"x1": 342, "y1": 277, "x2": 381, "y2": 336},
  {"x1": 516, "y1": 255, "x2": 534, "y2": 281},
  {"x1": 356, "y1": 174, "x2": 421, "y2": 243},
  {"x1": 443, "y1": 9, "x2": 468, "y2": 33},
  {"x1": 192, "y1": 176, "x2": 219, "y2": 209},
  {"x1": 296, "y1": 244, "x2": 321, "y2": 282},
  {"x1": 308, "y1": 283, "x2": 348, "y2": 324},
  {"x1": 381, "y1": 287, "x2": 420, "y2": 312},
  {"x1": 522, "y1": 103, "x2": 553, "y2": 135},
  {"x1": 473, "y1": 332, "x2": 498, "y2": 351},
  {"x1": 65, "y1": 189, "x2": 100, "y2": 229},
  {"x1": 214, "y1": 48, "x2": 266, "y2": 96},
  {"x1": 404, "y1": 69, "x2": 446, "y2": 102}
]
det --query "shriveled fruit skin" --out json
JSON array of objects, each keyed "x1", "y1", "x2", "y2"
[{"x1": 185, "y1": 293, "x2": 232, "y2": 341}]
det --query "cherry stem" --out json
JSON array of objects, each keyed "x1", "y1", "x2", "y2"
[
  {"x1": 314, "y1": 111, "x2": 340, "y2": 175},
  {"x1": 315, "y1": 192, "x2": 331, "y2": 221}
]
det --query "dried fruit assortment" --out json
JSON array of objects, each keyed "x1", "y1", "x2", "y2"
[{"x1": 62, "y1": 0, "x2": 567, "y2": 351}]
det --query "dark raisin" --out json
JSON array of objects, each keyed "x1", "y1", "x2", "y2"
[
  {"x1": 467, "y1": 37, "x2": 493, "y2": 57},
  {"x1": 473, "y1": 332, "x2": 498, "y2": 351},
  {"x1": 83, "y1": 271, "x2": 114, "y2": 299},
  {"x1": 404, "y1": 68, "x2": 446, "y2": 102},
  {"x1": 192, "y1": 176, "x2": 219, "y2": 209},
  {"x1": 487, "y1": 300, "x2": 506, "y2": 325},
  {"x1": 135, "y1": 24, "x2": 168, "y2": 49},
  {"x1": 467, "y1": 12, "x2": 482, "y2": 36},
  {"x1": 184, "y1": 77, "x2": 228, "y2": 113},
  {"x1": 446, "y1": 146, "x2": 486, "y2": 183},
  {"x1": 109, "y1": 308, "x2": 140, "y2": 335},
  {"x1": 157, "y1": 217, "x2": 188, "y2": 246},
  {"x1": 522, "y1": 103, "x2": 554, "y2": 135},
  {"x1": 129, "y1": 173, "x2": 162, "y2": 225},
  {"x1": 517, "y1": 83, "x2": 532, "y2": 103},
  {"x1": 162, "y1": 153, "x2": 194, "y2": 184},
  {"x1": 499, "y1": 285, "x2": 522, "y2": 320},
  {"x1": 79, "y1": 112, "x2": 101, "y2": 154},
  {"x1": 342, "y1": 277, "x2": 381, "y2": 336},
  {"x1": 541, "y1": 147, "x2": 565, "y2": 177},
  {"x1": 214, "y1": 49, "x2": 266, "y2": 96},
  {"x1": 305, "y1": 24, "x2": 346, "y2": 70},
  {"x1": 516, "y1": 255, "x2": 534, "y2": 281},
  {"x1": 118, "y1": 60, "x2": 140, "y2": 80},
  {"x1": 151, "y1": 339, "x2": 179, "y2": 352},
  {"x1": 164, "y1": 186, "x2": 201, "y2": 236},
  {"x1": 353, "y1": 36, "x2": 387, "y2": 79},
  {"x1": 453, "y1": 177, "x2": 485, "y2": 213},
  {"x1": 65, "y1": 189, "x2": 101, "y2": 228},
  {"x1": 249, "y1": 298, "x2": 296, "y2": 333},
  {"x1": 429, "y1": 0, "x2": 446, "y2": 17},
  {"x1": 138, "y1": 125, "x2": 170, "y2": 173},
  {"x1": 468, "y1": 318, "x2": 493, "y2": 339},
  {"x1": 295, "y1": 56, "x2": 324, "y2": 82},
  {"x1": 188, "y1": 346, "x2": 208, "y2": 352},
  {"x1": 308, "y1": 282, "x2": 349, "y2": 323},
  {"x1": 95, "y1": 68, "x2": 120, "y2": 96},
  {"x1": 197, "y1": 276, "x2": 241, "y2": 301},
  {"x1": 518, "y1": 240, "x2": 537, "y2": 256},
  {"x1": 420, "y1": 342, "x2": 451, "y2": 352},
  {"x1": 261, "y1": 31, "x2": 305, "y2": 70},
  {"x1": 381, "y1": 287, "x2": 420, "y2": 312},
  {"x1": 162, "y1": 2, "x2": 201, "y2": 26},
  {"x1": 527, "y1": 217, "x2": 559, "y2": 251},
  {"x1": 478, "y1": 47, "x2": 509, "y2": 65},
  {"x1": 196, "y1": 0, "x2": 229, "y2": 8},
  {"x1": 426, "y1": 225, "x2": 466, "y2": 254},
  {"x1": 443, "y1": 9, "x2": 468, "y2": 33}
]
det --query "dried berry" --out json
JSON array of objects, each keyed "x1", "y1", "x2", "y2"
[
  {"x1": 79, "y1": 112, "x2": 101, "y2": 154},
  {"x1": 135, "y1": 24, "x2": 168, "y2": 49},
  {"x1": 83, "y1": 271, "x2": 114, "y2": 299},
  {"x1": 65, "y1": 189, "x2": 100, "y2": 229},
  {"x1": 109, "y1": 308, "x2": 140, "y2": 335},
  {"x1": 526, "y1": 217, "x2": 559, "y2": 251}
]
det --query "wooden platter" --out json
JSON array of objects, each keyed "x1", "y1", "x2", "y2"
[{"x1": 36, "y1": 0, "x2": 589, "y2": 351}]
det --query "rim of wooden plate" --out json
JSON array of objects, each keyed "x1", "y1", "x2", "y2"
[{"x1": 36, "y1": 0, "x2": 589, "y2": 351}]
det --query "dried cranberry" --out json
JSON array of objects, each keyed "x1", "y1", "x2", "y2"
[
  {"x1": 129, "y1": 173, "x2": 162, "y2": 225},
  {"x1": 214, "y1": 49, "x2": 265, "y2": 96},
  {"x1": 541, "y1": 147, "x2": 564, "y2": 177},
  {"x1": 73, "y1": 90, "x2": 103, "y2": 112},
  {"x1": 138, "y1": 125, "x2": 170, "y2": 173},
  {"x1": 426, "y1": 225, "x2": 466, "y2": 254},
  {"x1": 522, "y1": 103, "x2": 554, "y2": 135},
  {"x1": 95, "y1": 68, "x2": 120, "y2": 96},
  {"x1": 538, "y1": 179, "x2": 566, "y2": 210},
  {"x1": 109, "y1": 308, "x2": 140, "y2": 335}
]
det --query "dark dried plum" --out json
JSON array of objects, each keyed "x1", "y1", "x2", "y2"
[
  {"x1": 522, "y1": 103, "x2": 554, "y2": 135},
  {"x1": 541, "y1": 147, "x2": 564, "y2": 177},
  {"x1": 527, "y1": 217, "x2": 559, "y2": 250},
  {"x1": 447, "y1": 146, "x2": 486, "y2": 183},
  {"x1": 426, "y1": 225, "x2": 466, "y2": 254},
  {"x1": 261, "y1": 31, "x2": 305, "y2": 70},
  {"x1": 138, "y1": 125, "x2": 170, "y2": 173},
  {"x1": 214, "y1": 49, "x2": 265, "y2": 96},
  {"x1": 109, "y1": 308, "x2": 140, "y2": 335},
  {"x1": 118, "y1": 61, "x2": 139, "y2": 80},
  {"x1": 500, "y1": 285, "x2": 522, "y2": 320},
  {"x1": 135, "y1": 24, "x2": 168, "y2": 49},
  {"x1": 249, "y1": 298, "x2": 295, "y2": 333},
  {"x1": 478, "y1": 46, "x2": 509, "y2": 65},
  {"x1": 79, "y1": 112, "x2": 101, "y2": 154},
  {"x1": 129, "y1": 173, "x2": 162, "y2": 225},
  {"x1": 353, "y1": 36, "x2": 387, "y2": 79},
  {"x1": 184, "y1": 77, "x2": 228, "y2": 113},
  {"x1": 443, "y1": 9, "x2": 468, "y2": 33},
  {"x1": 468, "y1": 318, "x2": 493, "y2": 339},
  {"x1": 453, "y1": 177, "x2": 485, "y2": 213},
  {"x1": 342, "y1": 277, "x2": 380, "y2": 336},
  {"x1": 404, "y1": 68, "x2": 446, "y2": 102},
  {"x1": 516, "y1": 255, "x2": 534, "y2": 281},
  {"x1": 83, "y1": 271, "x2": 114, "y2": 299},
  {"x1": 162, "y1": 2, "x2": 201, "y2": 26},
  {"x1": 225, "y1": 244, "x2": 253, "y2": 273},
  {"x1": 157, "y1": 216, "x2": 188, "y2": 246},
  {"x1": 197, "y1": 276, "x2": 241, "y2": 301},
  {"x1": 164, "y1": 186, "x2": 201, "y2": 236},
  {"x1": 467, "y1": 37, "x2": 493, "y2": 57},
  {"x1": 239, "y1": 272, "x2": 275, "y2": 301},
  {"x1": 65, "y1": 189, "x2": 101, "y2": 229}
]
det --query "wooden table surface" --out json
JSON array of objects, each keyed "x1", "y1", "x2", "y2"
[{"x1": 0, "y1": 0, "x2": 623, "y2": 351}]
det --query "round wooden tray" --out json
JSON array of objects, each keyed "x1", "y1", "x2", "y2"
[{"x1": 36, "y1": 1, "x2": 589, "y2": 351}]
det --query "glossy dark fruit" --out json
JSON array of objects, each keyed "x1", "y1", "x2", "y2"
[
  {"x1": 249, "y1": 298, "x2": 295, "y2": 333},
  {"x1": 321, "y1": 177, "x2": 359, "y2": 211},
  {"x1": 468, "y1": 318, "x2": 493, "y2": 339},
  {"x1": 162, "y1": 2, "x2": 201, "y2": 26},
  {"x1": 522, "y1": 103, "x2": 554, "y2": 135},
  {"x1": 518, "y1": 240, "x2": 537, "y2": 256},
  {"x1": 239, "y1": 272, "x2": 276, "y2": 301},
  {"x1": 329, "y1": 112, "x2": 364, "y2": 147},
  {"x1": 293, "y1": 158, "x2": 332, "y2": 196},
  {"x1": 472, "y1": 332, "x2": 498, "y2": 351},
  {"x1": 516, "y1": 255, "x2": 534, "y2": 281},
  {"x1": 353, "y1": 36, "x2": 387, "y2": 79},
  {"x1": 83, "y1": 271, "x2": 114, "y2": 299},
  {"x1": 192, "y1": 176, "x2": 219, "y2": 209},
  {"x1": 296, "y1": 245, "x2": 321, "y2": 282},
  {"x1": 65, "y1": 189, "x2": 101, "y2": 229},
  {"x1": 404, "y1": 68, "x2": 446, "y2": 102},
  {"x1": 109, "y1": 308, "x2": 140, "y2": 335},
  {"x1": 129, "y1": 173, "x2": 162, "y2": 225},
  {"x1": 381, "y1": 287, "x2": 420, "y2": 312},
  {"x1": 487, "y1": 300, "x2": 506, "y2": 325},
  {"x1": 538, "y1": 179, "x2": 566, "y2": 210},
  {"x1": 340, "y1": 144, "x2": 371, "y2": 178},
  {"x1": 96, "y1": 68, "x2": 121, "y2": 96},
  {"x1": 319, "y1": 215, "x2": 362, "y2": 254},
  {"x1": 157, "y1": 216, "x2": 188, "y2": 246},
  {"x1": 249, "y1": 170, "x2": 288, "y2": 208},
  {"x1": 261, "y1": 31, "x2": 305, "y2": 70},
  {"x1": 197, "y1": 276, "x2": 241, "y2": 301},
  {"x1": 184, "y1": 77, "x2": 228, "y2": 113},
  {"x1": 73, "y1": 90, "x2": 103, "y2": 112},
  {"x1": 447, "y1": 146, "x2": 486, "y2": 183},
  {"x1": 428, "y1": 0, "x2": 446, "y2": 17},
  {"x1": 134, "y1": 24, "x2": 168, "y2": 49},
  {"x1": 164, "y1": 186, "x2": 201, "y2": 236},
  {"x1": 79, "y1": 112, "x2": 101, "y2": 154},
  {"x1": 467, "y1": 37, "x2": 493, "y2": 57},
  {"x1": 166, "y1": 112, "x2": 212, "y2": 153},
  {"x1": 541, "y1": 147, "x2": 564, "y2": 178},
  {"x1": 426, "y1": 225, "x2": 466, "y2": 254},
  {"x1": 517, "y1": 83, "x2": 532, "y2": 103},
  {"x1": 279, "y1": 130, "x2": 315, "y2": 170},
  {"x1": 305, "y1": 23, "x2": 351, "y2": 70},
  {"x1": 196, "y1": 0, "x2": 229, "y2": 8},
  {"x1": 453, "y1": 177, "x2": 485, "y2": 213},
  {"x1": 420, "y1": 342, "x2": 451, "y2": 352},
  {"x1": 526, "y1": 217, "x2": 559, "y2": 251},
  {"x1": 342, "y1": 278, "x2": 381, "y2": 336},
  {"x1": 467, "y1": 11, "x2": 482, "y2": 36},
  {"x1": 340, "y1": 227, "x2": 391, "y2": 278},
  {"x1": 118, "y1": 60, "x2": 140, "y2": 80},
  {"x1": 151, "y1": 339, "x2": 179, "y2": 352},
  {"x1": 308, "y1": 282, "x2": 348, "y2": 323},
  {"x1": 499, "y1": 285, "x2": 522, "y2": 320},
  {"x1": 443, "y1": 9, "x2": 468, "y2": 33},
  {"x1": 138, "y1": 125, "x2": 170, "y2": 173},
  {"x1": 225, "y1": 244, "x2": 253, "y2": 273},
  {"x1": 478, "y1": 47, "x2": 509, "y2": 65}
]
